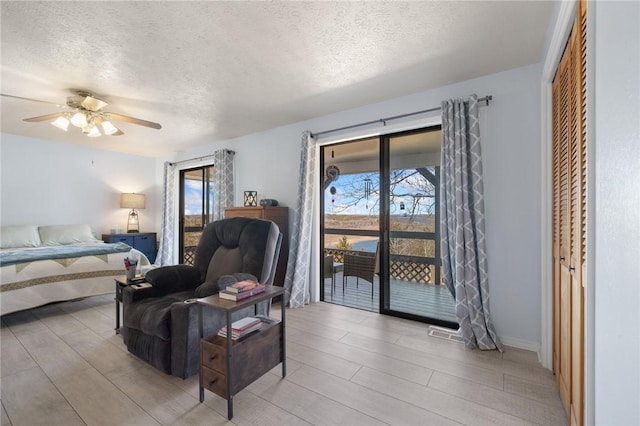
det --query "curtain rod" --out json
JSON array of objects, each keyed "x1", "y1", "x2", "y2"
[
  {"x1": 311, "y1": 95, "x2": 492, "y2": 138},
  {"x1": 169, "y1": 149, "x2": 235, "y2": 166}
]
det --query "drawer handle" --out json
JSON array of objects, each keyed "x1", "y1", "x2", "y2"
[
  {"x1": 209, "y1": 355, "x2": 217, "y2": 362},
  {"x1": 208, "y1": 379, "x2": 217, "y2": 386}
]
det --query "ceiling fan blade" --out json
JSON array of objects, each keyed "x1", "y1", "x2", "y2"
[
  {"x1": 81, "y1": 95, "x2": 108, "y2": 111},
  {"x1": 1, "y1": 93, "x2": 65, "y2": 108},
  {"x1": 23, "y1": 112, "x2": 65, "y2": 122},
  {"x1": 111, "y1": 129, "x2": 125, "y2": 136},
  {"x1": 106, "y1": 112, "x2": 162, "y2": 130}
]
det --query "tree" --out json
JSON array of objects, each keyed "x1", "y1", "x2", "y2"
[
  {"x1": 326, "y1": 168, "x2": 437, "y2": 220},
  {"x1": 335, "y1": 236, "x2": 352, "y2": 251}
]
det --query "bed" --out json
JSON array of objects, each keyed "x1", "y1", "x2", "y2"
[{"x1": 1, "y1": 224, "x2": 150, "y2": 315}]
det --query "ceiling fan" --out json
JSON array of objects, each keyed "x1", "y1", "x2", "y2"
[{"x1": 0, "y1": 90, "x2": 162, "y2": 137}]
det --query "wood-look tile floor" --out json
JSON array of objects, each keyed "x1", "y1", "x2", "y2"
[{"x1": 0, "y1": 294, "x2": 567, "y2": 426}]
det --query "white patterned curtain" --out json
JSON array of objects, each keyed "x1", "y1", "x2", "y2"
[
  {"x1": 284, "y1": 131, "x2": 315, "y2": 308},
  {"x1": 212, "y1": 149, "x2": 235, "y2": 221},
  {"x1": 155, "y1": 161, "x2": 176, "y2": 266},
  {"x1": 440, "y1": 95, "x2": 502, "y2": 351}
]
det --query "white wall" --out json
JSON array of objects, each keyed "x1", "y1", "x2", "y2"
[
  {"x1": 1, "y1": 134, "x2": 160, "y2": 236},
  {"x1": 178, "y1": 63, "x2": 543, "y2": 350},
  {"x1": 593, "y1": 1, "x2": 640, "y2": 424}
]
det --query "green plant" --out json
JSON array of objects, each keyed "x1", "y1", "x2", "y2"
[{"x1": 335, "y1": 236, "x2": 352, "y2": 251}]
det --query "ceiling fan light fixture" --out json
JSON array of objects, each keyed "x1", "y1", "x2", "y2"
[
  {"x1": 5, "y1": 92, "x2": 162, "y2": 136},
  {"x1": 86, "y1": 125, "x2": 101, "y2": 138},
  {"x1": 70, "y1": 111, "x2": 88, "y2": 128},
  {"x1": 51, "y1": 116, "x2": 70, "y2": 131},
  {"x1": 101, "y1": 120, "x2": 119, "y2": 135}
]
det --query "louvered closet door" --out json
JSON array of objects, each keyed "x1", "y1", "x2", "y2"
[
  {"x1": 551, "y1": 2, "x2": 586, "y2": 425},
  {"x1": 552, "y1": 43, "x2": 570, "y2": 418}
]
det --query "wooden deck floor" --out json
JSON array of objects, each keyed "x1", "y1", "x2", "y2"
[{"x1": 323, "y1": 272, "x2": 457, "y2": 324}]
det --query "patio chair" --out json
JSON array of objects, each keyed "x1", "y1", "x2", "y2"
[{"x1": 342, "y1": 244, "x2": 379, "y2": 299}]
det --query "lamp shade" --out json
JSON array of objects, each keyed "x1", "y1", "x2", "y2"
[
  {"x1": 51, "y1": 116, "x2": 70, "y2": 131},
  {"x1": 101, "y1": 120, "x2": 119, "y2": 135},
  {"x1": 120, "y1": 193, "x2": 145, "y2": 209}
]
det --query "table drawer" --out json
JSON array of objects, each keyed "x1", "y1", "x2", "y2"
[
  {"x1": 201, "y1": 366, "x2": 227, "y2": 398},
  {"x1": 201, "y1": 340, "x2": 226, "y2": 373}
]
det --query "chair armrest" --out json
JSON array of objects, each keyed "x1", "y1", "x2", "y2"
[
  {"x1": 122, "y1": 284, "x2": 155, "y2": 304},
  {"x1": 144, "y1": 264, "x2": 202, "y2": 294}
]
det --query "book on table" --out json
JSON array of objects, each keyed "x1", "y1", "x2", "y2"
[
  {"x1": 218, "y1": 316, "x2": 264, "y2": 339},
  {"x1": 226, "y1": 280, "x2": 261, "y2": 294},
  {"x1": 218, "y1": 284, "x2": 266, "y2": 301}
]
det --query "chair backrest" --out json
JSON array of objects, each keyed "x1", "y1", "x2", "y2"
[
  {"x1": 193, "y1": 217, "x2": 281, "y2": 285},
  {"x1": 323, "y1": 255, "x2": 335, "y2": 278},
  {"x1": 342, "y1": 242, "x2": 379, "y2": 283}
]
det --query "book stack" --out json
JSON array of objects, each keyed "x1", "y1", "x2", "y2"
[
  {"x1": 217, "y1": 316, "x2": 263, "y2": 340},
  {"x1": 218, "y1": 280, "x2": 266, "y2": 301}
]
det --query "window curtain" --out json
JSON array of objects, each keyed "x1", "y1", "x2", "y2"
[
  {"x1": 440, "y1": 94, "x2": 502, "y2": 351},
  {"x1": 155, "y1": 161, "x2": 176, "y2": 266},
  {"x1": 212, "y1": 149, "x2": 235, "y2": 221},
  {"x1": 284, "y1": 131, "x2": 315, "y2": 308}
]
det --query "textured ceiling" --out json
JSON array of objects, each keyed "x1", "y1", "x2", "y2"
[{"x1": 0, "y1": 1, "x2": 554, "y2": 157}]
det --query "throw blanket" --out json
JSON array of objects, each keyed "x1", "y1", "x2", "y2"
[{"x1": 0, "y1": 242, "x2": 131, "y2": 267}]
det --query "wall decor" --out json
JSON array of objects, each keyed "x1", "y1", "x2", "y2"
[
  {"x1": 325, "y1": 165, "x2": 340, "y2": 181},
  {"x1": 244, "y1": 191, "x2": 257, "y2": 206}
]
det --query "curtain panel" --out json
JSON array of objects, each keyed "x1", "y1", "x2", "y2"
[
  {"x1": 155, "y1": 161, "x2": 176, "y2": 266},
  {"x1": 440, "y1": 95, "x2": 502, "y2": 351},
  {"x1": 212, "y1": 149, "x2": 235, "y2": 221},
  {"x1": 284, "y1": 131, "x2": 315, "y2": 308}
]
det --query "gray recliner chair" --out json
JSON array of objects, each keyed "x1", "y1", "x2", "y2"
[{"x1": 121, "y1": 217, "x2": 282, "y2": 378}]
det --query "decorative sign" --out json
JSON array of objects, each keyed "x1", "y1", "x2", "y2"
[{"x1": 244, "y1": 191, "x2": 257, "y2": 206}]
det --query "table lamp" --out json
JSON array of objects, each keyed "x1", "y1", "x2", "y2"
[{"x1": 120, "y1": 193, "x2": 145, "y2": 233}]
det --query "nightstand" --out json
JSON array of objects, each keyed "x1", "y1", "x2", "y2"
[{"x1": 102, "y1": 232, "x2": 157, "y2": 263}]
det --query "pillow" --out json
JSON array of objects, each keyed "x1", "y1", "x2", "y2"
[
  {"x1": 39, "y1": 224, "x2": 99, "y2": 246},
  {"x1": 0, "y1": 225, "x2": 42, "y2": 249},
  {"x1": 204, "y1": 246, "x2": 243, "y2": 290},
  {"x1": 194, "y1": 272, "x2": 257, "y2": 298}
]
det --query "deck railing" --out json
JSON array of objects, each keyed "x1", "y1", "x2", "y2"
[
  {"x1": 185, "y1": 246, "x2": 440, "y2": 285},
  {"x1": 184, "y1": 246, "x2": 197, "y2": 265},
  {"x1": 324, "y1": 248, "x2": 440, "y2": 285}
]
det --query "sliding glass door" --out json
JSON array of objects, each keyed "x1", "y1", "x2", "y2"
[
  {"x1": 380, "y1": 129, "x2": 456, "y2": 326},
  {"x1": 179, "y1": 165, "x2": 214, "y2": 264},
  {"x1": 321, "y1": 127, "x2": 457, "y2": 327},
  {"x1": 321, "y1": 137, "x2": 380, "y2": 311}
]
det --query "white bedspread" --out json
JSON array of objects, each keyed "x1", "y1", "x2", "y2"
[{"x1": 1, "y1": 243, "x2": 149, "y2": 315}]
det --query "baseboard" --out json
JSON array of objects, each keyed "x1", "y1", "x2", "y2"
[
  {"x1": 499, "y1": 335, "x2": 541, "y2": 355},
  {"x1": 428, "y1": 327, "x2": 541, "y2": 358}
]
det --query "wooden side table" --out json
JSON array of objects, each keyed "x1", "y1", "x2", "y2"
[
  {"x1": 197, "y1": 286, "x2": 286, "y2": 420},
  {"x1": 114, "y1": 276, "x2": 150, "y2": 333}
]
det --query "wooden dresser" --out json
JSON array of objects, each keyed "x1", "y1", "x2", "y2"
[
  {"x1": 224, "y1": 206, "x2": 288, "y2": 287},
  {"x1": 102, "y1": 232, "x2": 157, "y2": 264}
]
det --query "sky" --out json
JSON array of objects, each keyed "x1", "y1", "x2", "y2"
[
  {"x1": 325, "y1": 171, "x2": 435, "y2": 216},
  {"x1": 183, "y1": 179, "x2": 212, "y2": 215}
]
